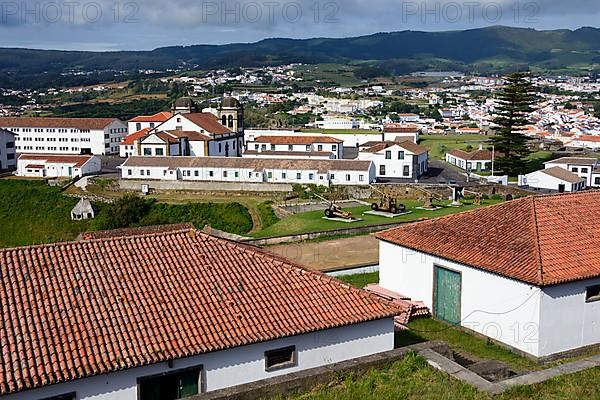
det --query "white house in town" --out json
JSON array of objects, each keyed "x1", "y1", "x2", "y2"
[
  {"x1": 376, "y1": 191, "x2": 600, "y2": 360},
  {"x1": 382, "y1": 124, "x2": 419, "y2": 143},
  {"x1": 313, "y1": 116, "x2": 360, "y2": 130},
  {"x1": 120, "y1": 157, "x2": 375, "y2": 186},
  {"x1": 127, "y1": 111, "x2": 172, "y2": 133},
  {"x1": 16, "y1": 154, "x2": 101, "y2": 178},
  {"x1": 0, "y1": 228, "x2": 399, "y2": 399},
  {"x1": 520, "y1": 166, "x2": 586, "y2": 192},
  {"x1": 0, "y1": 128, "x2": 16, "y2": 171},
  {"x1": 543, "y1": 157, "x2": 600, "y2": 187},
  {"x1": 396, "y1": 113, "x2": 420, "y2": 123},
  {"x1": 138, "y1": 130, "x2": 215, "y2": 157},
  {"x1": 0, "y1": 117, "x2": 127, "y2": 155},
  {"x1": 567, "y1": 135, "x2": 600, "y2": 150},
  {"x1": 244, "y1": 135, "x2": 344, "y2": 159},
  {"x1": 357, "y1": 141, "x2": 428, "y2": 181},
  {"x1": 446, "y1": 146, "x2": 494, "y2": 172}
]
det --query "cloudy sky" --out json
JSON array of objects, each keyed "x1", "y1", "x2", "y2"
[{"x1": 0, "y1": 0, "x2": 598, "y2": 50}]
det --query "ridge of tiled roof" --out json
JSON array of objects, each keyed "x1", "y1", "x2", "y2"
[
  {"x1": 0, "y1": 117, "x2": 118, "y2": 130},
  {"x1": 0, "y1": 229, "x2": 400, "y2": 395},
  {"x1": 376, "y1": 191, "x2": 600, "y2": 287}
]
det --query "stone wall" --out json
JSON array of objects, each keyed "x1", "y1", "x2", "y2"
[{"x1": 119, "y1": 179, "x2": 292, "y2": 193}]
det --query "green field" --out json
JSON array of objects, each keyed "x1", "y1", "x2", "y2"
[
  {"x1": 419, "y1": 134, "x2": 495, "y2": 160},
  {"x1": 251, "y1": 199, "x2": 501, "y2": 238},
  {"x1": 280, "y1": 353, "x2": 600, "y2": 400},
  {"x1": 0, "y1": 180, "x2": 254, "y2": 248}
]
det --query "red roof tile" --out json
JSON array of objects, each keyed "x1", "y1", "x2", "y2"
[
  {"x1": 376, "y1": 192, "x2": 600, "y2": 287},
  {"x1": 17, "y1": 154, "x2": 95, "y2": 168},
  {"x1": 184, "y1": 113, "x2": 232, "y2": 135},
  {"x1": 0, "y1": 117, "x2": 118, "y2": 130},
  {"x1": 448, "y1": 148, "x2": 493, "y2": 161},
  {"x1": 129, "y1": 112, "x2": 173, "y2": 123},
  {"x1": 361, "y1": 141, "x2": 427, "y2": 155},
  {"x1": 0, "y1": 230, "x2": 399, "y2": 395},
  {"x1": 120, "y1": 128, "x2": 152, "y2": 145}
]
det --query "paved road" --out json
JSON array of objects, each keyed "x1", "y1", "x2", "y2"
[{"x1": 418, "y1": 160, "x2": 468, "y2": 184}]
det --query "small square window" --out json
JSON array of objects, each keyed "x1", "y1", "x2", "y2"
[
  {"x1": 385, "y1": 150, "x2": 391, "y2": 159},
  {"x1": 586, "y1": 285, "x2": 600, "y2": 303},
  {"x1": 265, "y1": 346, "x2": 296, "y2": 371}
]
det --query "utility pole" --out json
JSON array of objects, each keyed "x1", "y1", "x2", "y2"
[{"x1": 491, "y1": 144, "x2": 495, "y2": 177}]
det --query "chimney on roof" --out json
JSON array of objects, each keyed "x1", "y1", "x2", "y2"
[{"x1": 478, "y1": 143, "x2": 483, "y2": 151}]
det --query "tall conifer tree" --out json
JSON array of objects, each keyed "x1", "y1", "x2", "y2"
[{"x1": 492, "y1": 73, "x2": 538, "y2": 176}]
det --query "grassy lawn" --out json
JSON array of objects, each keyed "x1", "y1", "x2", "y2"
[
  {"x1": 251, "y1": 199, "x2": 501, "y2": 238},
  {"x1": 279, "y1": 353, "x2": 600, "y2": 400},
  {"x1": 0, "y1": 180, "x2": 95, "y2": 247},
  {"x1": 0, "y1": 179, "x2": 255, "y2": 248},
  {"x1": 419, "y1": 134, "x2": 495, "y2": 160},
  {"x1": 336, "y1": 272, "x2": 379, "y2": 288}
]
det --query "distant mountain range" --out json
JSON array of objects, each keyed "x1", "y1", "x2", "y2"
[{"x1": 3, "y1": 26, "x2": 600, "y2": 89}]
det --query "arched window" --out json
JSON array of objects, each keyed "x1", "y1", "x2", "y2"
[
  {"x1": 221, "y1": 116, "x2": 227, "y2": 126},
  {"x1": 228, "y1": 115, "x2": 234, "y2": 128}
]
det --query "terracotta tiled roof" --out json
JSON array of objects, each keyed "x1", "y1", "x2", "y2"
[
  {"x1": 383, "y1": 125, "x2": 418, "y2": 133},
  {"x1": 184, "y1": 113, "x2": 232, "y2": 135},
  {"x1": 0, "y1": 229, "x2": 400, "y2": 395},
  {"x1": 17, "y1": 154, "x2": 94, "y2": 168},
  {"x1": 78, "y1": 223, "x2": 196, "y2": 240},
  {"x1": 448, "y1": 148, "x2": 493, "y2": 161},
  {"x1": 0, "y1": 117, "x2": 117, "y2": 130},
  {"x1": 163, "y1": 130, "x2": 212, "y2": 142},
  {"x1": 120, "y1": 128, "x2": 152, "y2": 145},
  {"x1": 575, "y1": 135, "x2": 600, "y2": 143},
  {"x1": 129, "y1": 112, "x2": 172, "y2": 123},
  {"x1": 376, "y1": 192, "x2": 600, "y2": 287},
  {"x1": 545, "y1": 157, "x2": 598, "y2": 166},
  {"x1": 121, "y1": 156, "x2": 372, "y2": 173},
  {"x1": 542, "y1": 167, "x2": 586, "y2": 184},
  {"x1": 253, "y1": 135, "x2": 343, "y2": 144}
]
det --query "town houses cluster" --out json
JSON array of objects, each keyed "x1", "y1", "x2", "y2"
[{"x1": 0, "y1": 95, "x2": 432, "y2": 185}]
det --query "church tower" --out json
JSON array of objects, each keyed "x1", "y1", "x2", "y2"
[{"x1": 218, "y1": 96, "x2": 244, "y2": 134}]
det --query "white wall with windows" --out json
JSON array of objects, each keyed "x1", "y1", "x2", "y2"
[
  {"x1": 2, "y1": 319, "x2": 394, "y2": 400},
  {"x1": 8, "y1": 120, "x2": 126, "y2": 156}
]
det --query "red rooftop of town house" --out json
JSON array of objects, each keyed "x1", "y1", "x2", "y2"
[
  {"x1": 376, "y1": 191, "x2": 600, "y2": 287},
  {"x1": 128, "y1": 112, "x2": 173, "y2": 123}
]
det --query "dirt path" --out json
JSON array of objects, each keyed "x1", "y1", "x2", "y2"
[{"x1": 268, "y1": 235, "x2": 380, "y2": 271}]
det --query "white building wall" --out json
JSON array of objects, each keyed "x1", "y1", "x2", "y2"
[
  {"x1": 2, "y1": 319, "x2": 394, "y2": 400},
  {"x1": 378, "y1": 241, "x2": 541, "y2": 356},
  {"x1": 522, "y1": 170, "x2": 583, "y2": 192},
  {"x1": 0, "y1": 129, "x2": 16, "y2": 170},
  {"x1": 545, "y1": 162, "x2": 595, "y2": 186},
  {"x1": 539, "y1": 278, "x2": 600, "y2": 357},
  {"x1": 358, "y1": 149, "x2": 416, "y2": 179},
  {"x1": 11, "y1": 121, "x2": 126, "y2": 156},
  {"x1": 208, "y1": 138, "x2": 238, "y2": 157}
]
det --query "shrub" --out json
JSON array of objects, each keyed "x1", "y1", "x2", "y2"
[{"x1": 257, "y1": 201, "x2": 279, "y2": 229}]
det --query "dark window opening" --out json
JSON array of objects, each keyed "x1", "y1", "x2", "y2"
[
  {"x1": 138, "y1": 367, "x2": 201, "y2": 400},
  {"x1": 586, "y1": 285, "x2": 600, "y2": 303},
  {"x1": 40, "y1": 393, "x2": 75, "y2": 400},
  {"x1": 265, "y1": 346, "x2": 296, "y2": 371}
]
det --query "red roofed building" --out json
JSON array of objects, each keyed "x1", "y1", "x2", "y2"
[
  {"x1": 127, "y1": 112, "x2": 173, "y2": 133},
  {"x1": 119, "y1": 128, "x2": 152, "y2": 157},
  {"x1": 0, "y1": 229, "x2": 399, "y2": 399},
  {"x1": 445, "y1": 144, "x2": 495, "y2": 172},
  {"x1": 376, "y1": 191, "x2": 600, "y2": 359},
  {"x1": 244, "y1": 135, "x2": 344, "y2": 159},
  {"x1": 16, "y1": 153, "x2": 101, "y2": 178}
]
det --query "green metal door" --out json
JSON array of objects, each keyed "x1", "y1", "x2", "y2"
[{"x1": 434, "y1": 266, "x2": 461, "y2": 324}]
